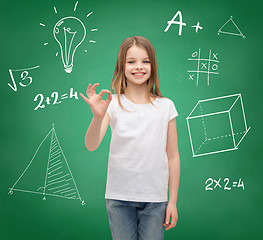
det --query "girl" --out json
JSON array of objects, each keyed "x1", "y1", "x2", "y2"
[{"x1": 80, "y1": 36, "x2": 180, "y2": 240}]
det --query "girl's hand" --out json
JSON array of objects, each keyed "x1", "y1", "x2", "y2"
[
  {"x1": 163, "y1": 202, "x2": 178, "y2": 231},
  {"x1": 80, "y1": 83, "x2": 112, "y2": 119}
]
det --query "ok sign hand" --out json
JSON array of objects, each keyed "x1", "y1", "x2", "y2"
[{"x1": 80, "y1": 83, "x2": 112, "y2": 119}]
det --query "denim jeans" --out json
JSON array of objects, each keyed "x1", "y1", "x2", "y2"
[{"x1": 106, "y1": 199, "x2": 167, "y2": 240}]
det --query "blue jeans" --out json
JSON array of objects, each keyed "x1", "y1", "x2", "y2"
[{"x1": 106, "y1": 199, "x2": 167, "y2": 240}]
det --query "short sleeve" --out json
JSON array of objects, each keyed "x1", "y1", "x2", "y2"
[
  {"x1": 106, "y1": 94, "x2": 116, "y2": 119},
  {"x1": 168, "y1": 99, "x2": 178, "y2": 121}
]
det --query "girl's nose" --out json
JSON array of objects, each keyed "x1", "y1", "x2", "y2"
[{"x1": 135, "y1": 62, "x2": 143, "y2": 69}]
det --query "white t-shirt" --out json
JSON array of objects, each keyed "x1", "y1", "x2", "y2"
[{"x1": 105, "y1": 94, "x2": 178, "y2": 202}]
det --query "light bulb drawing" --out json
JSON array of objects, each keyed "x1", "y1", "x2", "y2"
[
  {"x1": 53, "y1": 16, "x2": 86, "y2": 73},
  {"x1": 40, "y1": 2, "x2": 97, "y2": 73}
]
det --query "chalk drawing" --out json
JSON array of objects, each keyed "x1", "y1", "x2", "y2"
[
  {"x1": 188, "y1": 48, "x2": 219, "y2": 86},
  {"x1": 218, "y1": 16, "x2": 245, "y2": 38},
  {"x1": 8, "y1": 66, "x2": 40, "y2": 92},
  {"x1": 40, "y1": 3, "x2": 98, "y2": 73},
  {"x1": 53, "y1": 16, "x2": 86, "y2": 73},
  {"x1": 87, "y1": 12, "x2": 93, "y2": 18},
  {"x1": 8, "y1": 124, "x2": 85, "y2": 205},
  {"x1": 74, "y1": 1, "x2": 79, "y2": 12},
  {"x1": 186, "y1": 94, "x2": 250, "y2": 157},
  {"x1": 54, "y1": 6, "x2": 57, "y2": 14}
]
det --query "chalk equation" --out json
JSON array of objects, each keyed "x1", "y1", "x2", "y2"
[
  {"x1": 40, "y1": 1, "x2": 97, "y2": 73},
  {"x1": 205, "y1": 177, "x2": 245, "y2": 191},
  {"x1": 8, "y1": 66, "x2": 40, "y2": 92},
  {"x1": 188, "y1": 48, "x2": 219, "y2": 86},
  {"x1": 164, "y1": 10, "x2": 203, "y2": 35},
  {"x1": 34, "y1": 87, "x2": 78, "y2": 111}
]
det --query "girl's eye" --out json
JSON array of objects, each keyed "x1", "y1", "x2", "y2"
[{"x1": 126, "y1": 60, "x2": 150, "y2": 64}]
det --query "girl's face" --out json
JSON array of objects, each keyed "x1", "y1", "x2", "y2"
[{"x1": 125, "y1": 45, "x2": 151, "y2": 87}]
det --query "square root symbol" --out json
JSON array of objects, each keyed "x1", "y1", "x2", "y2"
[{"x1": 186, "y1": 94, "x2": 250, "y2": 157}]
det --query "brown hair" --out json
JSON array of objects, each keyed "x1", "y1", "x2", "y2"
[{"x1": 110, "y1": 36, "x2": 162, "y2": 110}]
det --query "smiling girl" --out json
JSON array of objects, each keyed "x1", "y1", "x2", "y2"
[{"x1": 80, "y1": 36, "x2": 180, "y2": 240}]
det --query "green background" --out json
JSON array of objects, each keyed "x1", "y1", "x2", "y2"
[{"x1": 1, "y1": 0, "x2": 262, "y2": 239}]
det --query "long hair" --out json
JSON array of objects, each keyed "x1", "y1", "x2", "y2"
[{"x1": 110, "y1": 36, "x2": 162, "y2": 110}]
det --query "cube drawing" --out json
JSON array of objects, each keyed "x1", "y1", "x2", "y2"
[{"x1": 186, "y1": 94, "x2": 250, "y2": 157}]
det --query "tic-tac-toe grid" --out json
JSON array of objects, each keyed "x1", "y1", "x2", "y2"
[{"x1": 188, "y1": 48, "x2": 219, "y2": 86}]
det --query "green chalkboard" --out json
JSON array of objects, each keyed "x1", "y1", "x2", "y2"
[{"x1": 1, "y1": 0, "x2": 263, "y2": 239}]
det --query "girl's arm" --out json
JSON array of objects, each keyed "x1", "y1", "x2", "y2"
[
  {"x1": 85, "y1": 114, "x2": 110, "y2": 151},
  {"x1": 163, "y1": 117, "x2": 180, "y2": 231},
  {"x1": 80, "y1": 83, "x2": 112, "y2": 151}
]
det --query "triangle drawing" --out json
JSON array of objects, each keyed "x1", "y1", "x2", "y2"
[
  {"x1": 8, "y1": 124, "x2": 85, "y2": 205},
  {"x1": 218, "y1": 16, "x2": 245, "y2": 38}
]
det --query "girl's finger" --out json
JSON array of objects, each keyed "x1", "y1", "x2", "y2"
[
  {"x1": 98, "y1": 89, "x2": 111, "y2": 100},
  {"x1": 163, "y1": 223, "x2": 171, "y2": 231},
  {"x1": 86, "y1": 84, "x2": 91, "y2": 98},
  {"x1": 166, "y1": 225, "x2": 172, "y2": 231},
  {"x1": 105, "y1": 91, "x2": 112, "y2": 105},
  {"x1": 165, "y1": 212, "x2": 170, "y2": 225},
  {"x1": 90, "y1": 83, "x2": 100, "y2": 96},
  {"x1": 80, "y1": 93, "x2": 90, "y2": 105},
  {"x1": 170, "y1": 216, "x2": 177, "y2": 228}
]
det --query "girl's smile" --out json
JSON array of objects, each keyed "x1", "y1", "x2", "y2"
[{"x1": 132, "y1": 72, "x2": 146, "y2": 77}]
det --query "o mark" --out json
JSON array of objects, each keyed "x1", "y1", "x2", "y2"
[
  {"x1": 192, "y1": 52, "x2": 198, "y2": 58},
  {"x1": 212, "y1": 64, "x2": 218, "y2": 71}
]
